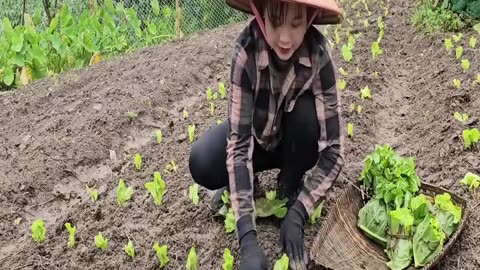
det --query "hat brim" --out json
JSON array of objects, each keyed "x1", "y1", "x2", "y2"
[{"x1": 226, "y1": 0, "x2": 343, "y2": 25}]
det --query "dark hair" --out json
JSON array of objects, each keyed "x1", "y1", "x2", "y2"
[{"x1": 256, "y1": 0, "x2": 314, "y2": 26}]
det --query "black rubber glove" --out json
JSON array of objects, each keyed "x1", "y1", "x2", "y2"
[
  {"x1": 280, "y1": 200, "x2": 308, "y2": 270},
  {"x1": 239, "y1": 231, "x2": 268, "y2": 270}
]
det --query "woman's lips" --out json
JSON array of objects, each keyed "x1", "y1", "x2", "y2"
[{"x1": 278, "y1": 47, "x2": 291, "y2": 54}]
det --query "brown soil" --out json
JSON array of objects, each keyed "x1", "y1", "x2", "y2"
[{"x1": 0, "y1": 0, "x2": 479, "y2": 269}]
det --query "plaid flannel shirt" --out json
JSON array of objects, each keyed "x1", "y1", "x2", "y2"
[{"x1": 226, "y1": 19, "x2": 344, "y2": 240}]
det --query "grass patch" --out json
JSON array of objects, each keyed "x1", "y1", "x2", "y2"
[{"x1": 412, "y1": 0, "x2": 466, "y2": 33}]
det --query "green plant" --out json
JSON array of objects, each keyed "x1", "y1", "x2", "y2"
[
  {"x1": 117, "y1": 178, "x2": 134, "y2": 206},
  {"x1": 453, "y1": 79, "x2": 461, "y2": 89},
  {"x1": 164, "y1": 160, "x2": 177, "y2": 174},
  {"x1": 186, "y1": 246, "x2": 197, "y2": 270},
  {"x1": 224, "y1": 208, "x2": 236, "y2": 233},
  {"x1": 86, "y1": 185, "x2": 98, "y2": 202},
  {"x1": 223, "y1": 248, "x2": 234, "y2": 270},
  {"x1": 188, "y1": 124, "x2": 196, "y2": 143},
  {"x1": 124, "y1": 240, "x2": 135, "y2": 259},
  {"x1": 338, "y1": 79, "x2": 346, "y2": 90},
  {"x1": 145, "y1": 171, "x2": 167, "y2": 206},
  {"x1": 361, "y1": 85, "x2": 372, "y2": 99},
  {"x1": 445, "y1": 38, "x2": 454, "y2": 50},
  {"x1": 153, "y1": 243, "x2": 170, "y2": 268},
  {"x1": 411, "y1": 0, "x2": 465, "y2": 34},
  {"x1": 460, "y1": 172, "x2": 480, "y2": 191},
  {"x1": 156, "y1": 130, "x2": 163, "y2": 144},
  {"x1": 470, "y1": 36, "x2": 477, "y2": 48},
  {"x1": 461, "y1": 59, "x2": 470, "y2": 70},
  {"x1": 456, "y1": 46, "x2": 463, "y2": 59},
  {"x1": 454, "y1": 112, "x2": 469, "y2": 122},
  {"x1": 210, "y1": 102, "x2": 215, "y2": 116},
  {"x1": 183, "y1": 108, "x2": 189, "y2": 119},
  {"x1": 206, "y1": 87, "x2": 213, "y2": 101},
  {"x1": 134, "y1": 153, "x2": 142, "y2": 171},
  {"x1": 219, "y1": 82, "x2": 227, "y2": 99},
  {"x1": 255, "y1": 190, "x2": 288, "y2": 218},
  {"x1": 273, "y1": 254, "x2": 290, "y2": 270},
  {"x1": 347, "y1": 123, "x2": 354, "y2": 138},
  {"x1": 31, "y1": 219, "x2": 46, "y2": 243},
  {"x1": 462, "y1": 128, "x2": 480, "y2": 149},
  {"x1": 95, "y1": 232, "x2": 108, "y2": 251},
  {"x1": 65, "y1": 222, "x2": 76, "y2": 248},
  {"x1": 310, "y1": 201, "x2": 324, "y2": 224},
  {"x1": 189, "y1": 183, "x2": 200, "y2": 205}
]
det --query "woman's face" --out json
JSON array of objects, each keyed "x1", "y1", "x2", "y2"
[{"x1": 264, "y1": 2, "x2": 308, "y2": 61}]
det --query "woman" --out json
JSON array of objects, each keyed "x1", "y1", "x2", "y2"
[{"x1": 189, "y1": 0, "x2": 344, "y2": 269}]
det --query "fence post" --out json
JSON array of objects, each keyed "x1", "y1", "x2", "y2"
[{"x1": 175, "y1": 0, "x2": 181, "y2": 38}]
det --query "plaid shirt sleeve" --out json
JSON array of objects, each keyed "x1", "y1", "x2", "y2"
[
  {"x1": 226, "y1": 42, "x2": 257, "y2": 241},
  {"x1": 297, "y1": 41, "x2": 345, "y2": 216}
]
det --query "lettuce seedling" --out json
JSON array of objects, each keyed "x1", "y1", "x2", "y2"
[
  {"x1": 153, "y1": 243, "x2": 170, "y2": 268},
  {"x1": 361, "y1": 85, "x2": 372, "y2": 99},
  {"x1": 460, "y1": 172, "x2": 480, "y2": 191},
  {"x1": 453, "y1": 79, "x2": 461, "y2": 89},
  {"x1": 128, "y1": 111, "x2": 137, "y2": 121},
  {"x1": 86, "y1": 185, "x2": 98, "y2": 202},
  {"x1": 223, "y1": 248, "x2": 234, "y2": 270},
  {"x1": 347, "y1": 123, "x2": 354, "y2": 138},
  {"x1": 156, "y1": 130, "x2": 163, "y2": 144},
  {"x1": 183, "y1": 108, "x2": 189, "y2": 119},
  {"x1": 454, "y1": 112, "x2": 468, "y2": 123},
  {"x1": 357, "y1": 105, "x2": 363, "y2": 114},
  {"x1": 444, "y1": 38, "x2": 453, "y2": 51},
  {"x1": 356, "y1": 67, "x2": 361, "y2": 74},
  {"x1": 455, "y1": 46, "x2": 463, "y2": 59},
  {"x1": 212, "y1": 93, "x2": 219, "y2": 100},
  {"x1": 350, "y1": 103, "x2": 356, "y2": 112},
  {"x1": 134, "y1": 153, "x2": 142, "y2": 171},
  {"x1": 124, "y1": 240, "x2": 135, "y2": 260},
  {"x1": 452, "y1": 33, "x2": 462, "y2": 42},
  {"x1": 95, "y1": 232, "x2": 108, "y2": 251},
  {"x1": 255, "y1": 190, "x2": 288, "y2": 218},
  {"x1": 31, "y1": 219, "x2": 46, "y2": 243},
  {"x1": 273, "y1": 254, "x2": 289, "y2": 270},
  {"x1": 434, "y1": 193, "x2": 462, "y2": 238},
  {"x1": 217, "y1": 119, "x2": 223, "y2": 125},
  {"x1": 65, "y1": 222, "x2": 76, "y2": 248},
  {"x1": 164, "y1": 160, "x2": 177, "y2": 174},
  {"x1": 462, "y1": 128, "x2": 480, "y2": 149},
  {"x1": 470, "y1": 36, "x2": 477, "y2": 49},
  {"x1": 461, "y1": 59, "x2": 470, "y2": 71},
  {"x1": 186, "y1": 246, "x2": 197, "y2": 270},
  {"x1": 188, "y1": 124, "x2": 196, "y2": 143},
  {"x1": 117, "y1": 178, "x2": 134, "y2": 206},
  {"x1": 219, "y1": 82, "x2": 226, "y2": 99},
  {"x1": 371, "y1": 41, "x2": 382, "y2": 60},
  {"x1": 474, "y1": 23, "x2": 480, "y2": 34},
  {"x1": 341, "y1": 43, "x2": 353, "y2": 62},
  {"x1": 189, "y1": 183, "x2": 200, "y2": 205},
  {"x1": 338, "y1": 79, "x2": 346, "y2": 90},
  {"x1": 145, "y1": 171, "x2": 167, "y2": 206},
  {"x1": 413, "y1": 215, "x2": 445, "y2": 267},
  {"x1": 206, "y1": 87, "x2": 213, "y2": 101},
  {"x1": 339, "y1": 67, "x2": 348, "y2": 76},
  {"x1": 310, "y1": 201, "x2": 324, "y2": 224},
  {"x1": 225, "y1": 208, "x2": 236, "y2": 233},
  {"x1": 210, "y1": 102, "x2": 215, "y2": 116}
]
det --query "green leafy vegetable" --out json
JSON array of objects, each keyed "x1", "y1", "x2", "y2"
[
  {"x1": 453, "y1": 79, "x2": 461, "y2": 89},
  {"x1": 156, "y1": 130, "x2": 163, "y2": 144},
  {"x1": 460, "y1": 172, "x2": 480, "y2": 191},
  {"x1": 223, "y1": 248, "x2": 234, "y2": 270},
  {"x1": 455, "y1": 46, "x2": 463, "y2": 59},
  {"x1": 219, "y1": 82, "x2": 227, "y2": 99},
  {"x1": 65, "y1": 222, "x2": 76, "y2": 248},
  {"x1": 145, "y1": 171, "x2": 167, "y2": 206},
  {"x1": 342, "y1": 43, "x2": 353, "y2": 62},
  {"x1": 124, "y1": 240, "x2": 135, "y2": 259},
  {"x1": 347, "y1": 123, "x2": 354, "y2": 138},
  {"x1": 462, "y1": 128, "x2": 480, "y2": 149},
  {"x1": 361, "y1": 85, "x2": 372, "y2": 99},
  {"x1": 273, "y1": 253, "x2": 289, "y2": 270},
  {"x1": 188, "y1": 124, "x2": 196, "y2": 143},
  {"x1": 186, "y1": 246, "x2": 197, "y2": 270},
  {"x1": 412, "y1": 215, "x2": 445, "y2": 267},
  {"x1": 210, "y1": 102, "x2": 215, "y2": 116},
  {"x1": 385, "y1": 208, "x2": 414, "y2": 270},
  {"x1": 434, "y1": 193, "x2": 461, "y2": 239},
  {"x1": 95, "y1": 232, "x2": 108, "y2": 251},
  {"x1": 225, "y1": 208, "x2": 236, "y2": 233},
  {"x1": 409, "y1": 194, "x2": 431, "y2": 225},
  {"x1": 444, "y1": 38, "x2": 453, "y2": 50},
  {"x1": 339, "y1": 79, "x2": 346, "y2": 90},
  {"x1": 358, "y1": 199, "x2": 388, "y2": 246},
  {"x1": 189, "y1": 183, "x2": 200, "y2": 205},
  {"x1": 452, "y1": 33, "x2": 462, "y2": 42},
  {"x1": 255, "y1": 190, "x2": 288, "y2": 218},
  {"x1": 461, "y1": 59, "x2": 470, "y2": 71},
  {"x1": 134, "y1": 153, "x2": 142, "y2": 171},
  {"x1": 371, "y1": 41, "x2": 383, "y2": 60},
  {"x1": 453, "y1": 112, "x2": 468, "y2": 123},
  {"x1": 470, "y1": 36, "x2": 477, "y2": 48},
  {"x1": 183, "y1": 108, "x2": 189, "y2": 119},
  {"x1": 206, "y1": 87, "x2": 213, "y2": 101},
  {"x1": 86, "y1": 185, "x2": 98, "y2": 202},
  {"x1": 117, "y1": 178, "x2": 134, "y2": 206},
  {"x1": 310, "y1": 201, "x2": 324, "y2": 224},
  {"x1": 153, "y1": 243, "x2": 170, "y2": 268},
  {"x1": 31, "y1": 219, "x2": 46, "y2": 243}
]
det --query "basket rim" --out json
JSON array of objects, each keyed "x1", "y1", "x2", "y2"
[{"x1": 310, "y1": 181, "x2": 470, "y2": 270}]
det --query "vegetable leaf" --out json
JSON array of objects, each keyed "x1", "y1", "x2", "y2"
[
  {"x1": 347, "y1": 123, "x2": 354, "y2": 138},
  {"x1": 86, "y1": 185, "x2": 98, "y2": 202},
  {"x1": 95, "y1": 232, "x2": 108, "y2": 251},
  {"x1": 434, "y1": 193, "x2": 461, "y2": 223},
  {"x1": 460, "y1": 172, "x2": 480, "y2": 191},
  {"x1": 461, "y1": 59, "x2": 470, "y2": 71},
  {"x1": 134, "y1": 153, "x2": 142, "y2": 171},
  {"x1": 219, "y1": 82, "x2": 227, "y2": 99},
  {"x1": 124, "y1": 240, "x2": 135, "y2": 259},
  {"x1": 65, "y1": 222, "x2": 76, "y2": 248},
  {"x1": 385, "y1": 208, "x2": 414, "y2": 270},
  {"x1": 455, "y1": 46, "x2": 463, "y2": 59},
  {"x1": 31, "y1": 219, "x2": 46, "y2": 243},
  {"x1": 225, "y1": 208, "x2": 236, "y2": 233},
  {"x1": 412, "y1": 215, "x2": 445, "y2": 267},
  {"x1": 273, "y1": 253, "x2": 289, "y2": 270},
  {"x1": 156, "y1": 130, "x2": 163, "y2": 144},
  {"x1": 117, "y1": 178, "x2": 134, "y2": 206},
  {"x1": 145, "y1": 171, "x2": 167, "y2": 206},
  {"x1": 358, "y1": 198, "x2": 388, "y2": 246},
  {"x1": 310, "y1": 201, "x2": 324, "y2": 224},
  {"x1": 470, "y1": 36, "x2": 477, "y2": 48},
  {"x1": 361, "y1": 85, "x2": 372, "y2": 99},
  {"x1": 453, "y1": 112, "x2": 468, "y2": 123},
  {"x1": 409, "y1": 194, "x2": 431, "y2": 225},
  {"x1": 339, "y1": 79, "x2": 346, "y2": 90},
  {"x1": 223, "y1": 248, "x2": 234, "y2": 270},
  {"x1": 186, "y1": 246, "x2": 197, "y2": 270},
  {"x1": 189, "y1": 183, "x2": 200, "y2": 205},
  {"x1": 444, "y1": 38, "x2": 453, "y2": 50},
  {"x1": 153, "y1": 243, "x2": 170, "y2": 267},
  {"x1": 255, "y1": 191, "x2": 288, "y2": 218},
  {"x1": 188, "y1": 124, "x2": 196, "y2": 143}
]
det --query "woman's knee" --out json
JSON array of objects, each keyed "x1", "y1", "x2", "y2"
[{"x1": 188, "y1": 122, "x2": 229, "y2": 190}]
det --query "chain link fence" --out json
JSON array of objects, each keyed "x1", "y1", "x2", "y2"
[{"x1": 0, "y1": 0, "x2": 250, "y2": 37}]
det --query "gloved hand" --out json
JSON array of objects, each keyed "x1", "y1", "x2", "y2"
[
  {"x1": 239, "y1": 231, "x2": 268, "y2": 270},
  {"x1": 280, "y1": 200, "x2": 308, "y2": 270}
]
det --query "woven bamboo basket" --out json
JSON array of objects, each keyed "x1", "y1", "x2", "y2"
[{"x1": 309, "y1": 182, "x2": 469, "y2": 270}]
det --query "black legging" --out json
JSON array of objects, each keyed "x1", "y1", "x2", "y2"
[{"x1": 189, "y1": 91, "x2": 320, "y2": 195}]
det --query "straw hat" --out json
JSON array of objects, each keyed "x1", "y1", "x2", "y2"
[{"x1": 226, "y1": 0, "x2": 343, "y2": 25}]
